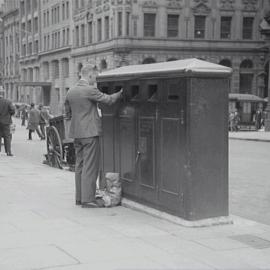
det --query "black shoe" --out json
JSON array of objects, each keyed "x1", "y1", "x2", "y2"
[
  {"x1": 75, "y1": 200, "x2": 81, "y2": 205},
  {"x1": 81, "y1": 200, "x2": 104, "y2": 208},
  {"x1": 7, "y1": 153, "x2": 13, "y2": 156}
]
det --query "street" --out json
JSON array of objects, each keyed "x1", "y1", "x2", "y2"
[
  {"x1": 1, "y1": 118, "x2": 270, "y2": 269},
  {"x1": 6, "y1": 118, "x2": 270, "y2": 226},
  {"x1": 229, "y1": 139, "x2": 270, "y2": 225}
]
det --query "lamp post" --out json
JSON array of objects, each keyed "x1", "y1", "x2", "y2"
[{"x1": 260, "y1": 13, "x2": 270, "y2": 131}]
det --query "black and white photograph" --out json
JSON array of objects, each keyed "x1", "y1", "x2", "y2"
[{"x1": 1, "y1": 0, "x2": 270, "y2": 269}]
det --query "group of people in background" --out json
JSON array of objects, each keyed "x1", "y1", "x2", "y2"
[
  {"x1": 229, "y1": 107, "x2": 266, "y2": 132},
  {"x1": 0, "y1": 94, "x2": 53, "y2": 156}
]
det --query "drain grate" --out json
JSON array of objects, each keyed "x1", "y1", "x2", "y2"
[{"x1": 230, "y1": 234, "x2": 270, "y2": 249}]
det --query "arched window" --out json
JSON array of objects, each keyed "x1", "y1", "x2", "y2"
[
  {"x1": 219, "y1": 59, "x2": 232, "y2": 67},
  {"x1": 240, "y1": 59, "x2": 253, "y2": 69},
  {"x1": 142, "y1": 57, "x2": 156, "y2": 64},
  {"x1": 239, "y1": 59, "x2": 254, "y2": 94}
]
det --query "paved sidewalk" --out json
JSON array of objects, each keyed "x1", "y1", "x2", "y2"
[
  {"x1": 229, "y1": 130, "x2": 270, "y2": 142},
  {"x1": 1, "y1": 151, "x2": 270, "y2": 269}
]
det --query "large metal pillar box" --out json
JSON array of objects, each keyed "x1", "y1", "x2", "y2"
[{"x1": 97, "y1": 59, "x2": 232, "y2": 221}]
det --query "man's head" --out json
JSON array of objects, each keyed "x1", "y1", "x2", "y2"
[
  {"x1": 30, "y1": 103, "x2": 35, "y2": 108},
  {"x1": 38, "y1": 104, "x2": 43, "y2": 110},
  {"x1": 80, "y1": 64, "x2": 98, "y2": 85}
]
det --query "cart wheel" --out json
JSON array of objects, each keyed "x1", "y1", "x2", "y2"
[{"x1": 46, "y1": 126, "x2": 63, "y2": 169}]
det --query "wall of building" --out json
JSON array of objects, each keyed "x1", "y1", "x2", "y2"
[{"x1": 0, "y1": 0, "x2": 268, "y2": 115}]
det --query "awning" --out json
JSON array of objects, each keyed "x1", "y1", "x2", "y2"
[
  {"x1": 229, "y1": 93, "x2": 265, "y2": 102},
  {"x1": 18, "y1": 81, "x2": 52, "y2": 87}
]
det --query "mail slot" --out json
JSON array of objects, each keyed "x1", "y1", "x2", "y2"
[{"x1": 97, "y1": 58, "x2": 232, "y2": 221}]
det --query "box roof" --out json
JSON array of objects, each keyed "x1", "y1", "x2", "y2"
[{"x1": 97, "y1": 58, "x2": 232, "y2": 81}]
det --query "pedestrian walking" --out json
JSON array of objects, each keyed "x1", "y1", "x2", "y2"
[
  {"x1": 38, "y1": 104, "x2": 51, "y2": 138},
  {"x1": 64, "y1": 64, "x2": 122, "y2": 208},
  {"x1": 21, "y1": 105, "x2": 28, "y2": 126},
  {"x1": 255, "y1": 108, "x2": 262, "y2": 130},
  {"x1": 0, "y1": 92, "x2": 15, "y2": 156},
  {"x1": 27, "y1": 103, "x2": 45, "y2": 140}
]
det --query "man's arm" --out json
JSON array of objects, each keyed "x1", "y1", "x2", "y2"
[
  {"x1": 89, "y1": 87, "x2": 122, "y2": 105},
  {"x1": 64, "y1": 99, "x2": 72, "y2": 120}
]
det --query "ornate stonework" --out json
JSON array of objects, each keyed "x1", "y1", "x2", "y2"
[
  {"x1": 167, "y1": 0, "x2": 182, "y2": 9},
  {"x1": 143, "y1": 1, "x2": 158, "y2": 8},
  {"x1": 192, "y1": 2, "x2": 211, "y2": 15},
  {"x1": 220, "y1": 0, "x2": 235, "y2": 11},
  {"x1": 242, "y1": 0, "x2": 258, "y2": 11}
]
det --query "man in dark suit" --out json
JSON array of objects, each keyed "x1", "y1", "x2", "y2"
[
  {"x1": 0, "y1": 92, "x2": 15, "y2": 156},
  {"x1": 65, "y1": 64, "x2": 122, "y2": 208}
]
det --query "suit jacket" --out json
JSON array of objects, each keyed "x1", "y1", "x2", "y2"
[
  {"x1": 27, "y1": 108, "x2": 41, "y2": 130},
  {"x1": 0, "y1": 97, "x2": 15, "y2": 125},
  {"x1": 65, "y1": 80, "x2": 119, "y2": 139}
]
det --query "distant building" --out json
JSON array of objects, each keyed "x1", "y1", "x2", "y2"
[
  {"x1": 1, "y1": 0, "x2": 20, "y2": 102},
  {"x1": 38, "y1": 0, "x2": 73, "y2": 115},
  {"x1": 18, "y1": 0, "x2": 41, "y2": 105},
  {"x1": 72, "y1": 0, "x2": 266, "y2": 98},
  {"x1": 1, "y1": 0, "x2": 268, "y2": 114}
]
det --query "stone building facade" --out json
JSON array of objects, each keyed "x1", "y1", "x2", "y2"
[
  {"x1": 1, "y1": 0, "x2": 268, "y2": 115},
  {"x1": 18, "y1": 0, "x2": 42, "y2": 105},
  {"x1": 1, "y1": 0, "x2": 20, "y2": 101},
  {"x1": 38, "y1": 0, "x2": 73, "y2": 115},
  {"x1": 72, "y1": 0, "x2": 267, "y2": 99}
]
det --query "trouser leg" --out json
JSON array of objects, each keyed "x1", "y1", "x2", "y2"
[
  {"x1": 2, "y1": 125, "x2": 11, "y2": 154},
  {"x1": 35, "y1": 127, "x2": 43, "y2": 138},
  {"x1": 74, "y1": 140, "x2": 83, "y2": 202},
  {"x1": 40, "y1": 124, "x2": 45, "y2": 138},
  {"x1": 28, "y1": 130, "x2": 32, "y2": 140},
  {"x1": 81, "y1": 137, "x2": 100, "y2": 203}
]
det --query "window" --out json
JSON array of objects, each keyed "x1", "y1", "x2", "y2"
[
  {"x1": 105, "y1": 16, "x2": 109, "y2": 40},
  {"x1": 194, "y1": 16, "x2": 205, "y2": 39},
  {"x1": 75, "y1": 25, "x2": 79, "y2": 46},
  {"x1": 97, "y1": 18, "x2": 102, "y2": 41},
  {"x1": 44, "y1": 36, "x2": 46, "y2": 50},
  {"x1": 43, "y1": 12, "x2": 46, "y2": 27},
  {"x1": 220, "y1": 16, "x2": 231, "y2": 39},
  {"x1": 47, "y1": 34, "x2": 50, "y2": 49},
  {"x1": 34, "y1": 17, "x2": 38, "y2": 33},
  {"x1": 63, "y1": 29, "x2": 66, "y2": 45},
  {"x1": 144, "y1": 13, "x2": 156, "y2": 37},
  {"x1": 62, "y1": 59, "x2": 69, "y2": 78},
  {"x1": 34, "y1": 40, "x2": 38, "y2": 53},
  {"x1": 88, "y1": 21, "x2": 93, "y2": 43},
  {"x1": 126, "y1": 12, "x2": 130, "y2": 36},
  {"x1": 22, "y1": 44, "x2": 26, "y2": 56},
  {"x1": 243, "y1": 17, "x2": 253, "y2": 40},
  {"x1": 118, "y1": 12, "x2": 122, "y2": 36},
  {"x1": 80, "y1": 24, "x2": 84, "y2": 45},
  {"x1": 167, "y1": 14, "x2": 179, "y2": 37},
  {"x1": 27, "y1": 20, "x2": 32, "y2": 33},
  {"x1": 47, "y1": 10, "x2": 49, "y2": 26},
  {"x1": 33, "y1": 0, "x2": 37, "y2": 10},
  {"x1": 62, "y1": 3, "x2": 65, "y2": 20},
  {"x1": 28, "y1": 42, "x2": 32, "y2": 55},
  {"x1": 21, "y1": 23, "x2": 26, "y2": 37},
  {"x1": 66, "y1": 1, "x2": 69, "y2": 19},
  {"x1": 67, "y1": 28, "x2": 70, "y2": 45}
]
